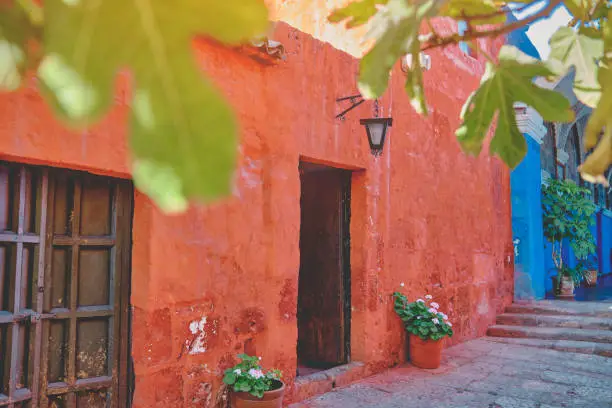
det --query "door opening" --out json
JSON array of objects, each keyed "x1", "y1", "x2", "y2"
[{"x1": 297, "y1": 162, "x2": 351, "y2": 377}]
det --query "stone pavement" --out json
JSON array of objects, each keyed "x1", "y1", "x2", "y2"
[{"x1": 289, "y1": 338, "x2": 612, "y2": 408}]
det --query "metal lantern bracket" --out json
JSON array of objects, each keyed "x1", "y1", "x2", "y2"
[{"x1": 335, "y1": 94, "x2": 365, "y2": 120}]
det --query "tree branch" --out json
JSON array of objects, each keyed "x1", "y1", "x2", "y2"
[
  {"x1": 461, "y1": 1, "x2": 535, "y2": 24},
  {"x1": 421, "y1": 0, "x2": 563, "y2": 51}
]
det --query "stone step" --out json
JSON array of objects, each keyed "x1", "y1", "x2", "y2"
[
  {"x1": 487, "y1": 325, "x2": 612, "y2": 344},
  {"x1": 496, "y1": 313, "x2": 612, "y2": 330},
  {"x1": 506, "y1": 300, "x2": 612, "y2": 318},
  {"x1": 486, "y1": 336, "x2": 612, "y2": 357}
]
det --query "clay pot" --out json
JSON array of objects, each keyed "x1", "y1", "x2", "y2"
[
  {"x1": 585, "y1": 269, "x2": 598, "y2": 287},
  {"x1": 230, "y1": 380, "x2": 285, "y2": 408},
  {"x1": 409, "y1": 335, "x2": 444, "y2": 369},
  {"x1": 557, "y1": 275, "x2": 575, "y2": 299}
]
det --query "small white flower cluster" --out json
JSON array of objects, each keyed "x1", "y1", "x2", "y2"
[
  {"x1": 422, "y1": 294, "x2": 452, "y2": 327},
  {"x1": 233, "y1": 367, "x2": 265, "y2": 379},
  {"x1": 232, "y1": 357, "x2": 266, "y2": 379},
  {"x1": 248, "y1": 368, "x2": 265, "y2": 379}
]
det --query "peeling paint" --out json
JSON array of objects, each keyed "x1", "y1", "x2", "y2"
[{"x1": 188, "y1": 316, "x2": 208, "y2": 355}]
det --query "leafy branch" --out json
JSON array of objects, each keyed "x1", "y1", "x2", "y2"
[
  {"x1": 421, "y1": 0, "x2": 564, "y2": 51},
  {"x1": 330, "y1": 0, "x2": 612, "y2": 187}
]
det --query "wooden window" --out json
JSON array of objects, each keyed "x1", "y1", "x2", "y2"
[
  {"x1": 0, "y1": 162, "x2": 132, "y2": 408},
  {"x1": 556, "y1": 162, "x2": 566, "y2": 180}
]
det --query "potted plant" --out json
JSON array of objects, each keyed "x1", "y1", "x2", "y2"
[
  {"x1": 393, "y1": 291, "x2": 453, "y2": 369},
  {"x1": 542, "y1": 179, "x2": 597, "y2": 299},
  {"x1": 551, "y1": 265, "x2": 586, "y2": 298},
  {"x1": 222, "y1": 354, "x2": 284, "y2": 408},
  {"x1": 580, "y1": 254, "x2": 599, "y2": 287}
]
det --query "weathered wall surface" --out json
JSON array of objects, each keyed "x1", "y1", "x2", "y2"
[{"x1": 0, "y1": 18, "x2": 513, "y2": 407}]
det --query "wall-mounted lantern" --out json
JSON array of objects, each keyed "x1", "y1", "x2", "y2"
[{"x1": 360, "y1": 118, "x2": 392, "y2": 156}]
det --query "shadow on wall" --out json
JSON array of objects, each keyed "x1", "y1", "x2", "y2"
[{"x1": 514, "y1": 266, "x2": 536, "y2": 301}]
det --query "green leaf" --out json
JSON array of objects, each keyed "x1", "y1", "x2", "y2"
[
  {"x1": 440, "y1": 0, "x2": 506, "y2": 24},
  {"x1": 404, "y1": 40, "x2": 427, "y2": 114},
  {"x1": 457, "y1": 45, "x2": 574, "y2": 168},
  {"x1": 564, "y1": 0, "x2": 598, "y2": 21},
  {"x1": 358, "y1": 0, "x2": 441, "y2": 99},
  {"x1": 223, "y1": 372, "x2": 237, "y2": 385},
  {"x1": 328, "y1": 0, "x2": 388, "y2": 28},
  {"x1": 0, "y1": 2, "x2": 38, "y2": 91},
  {"x1": 39, "y1": 0, "x2": 269, "y2": 212},
  {"x1": 236, "y1": 381, "x2": 251, "y2": 392},
  {"x1": 549, "y1": 26, "x2": 603, "y2": 108},
  {"x1": 581, "y1": 13, "x2": 612, "y2": 184}
]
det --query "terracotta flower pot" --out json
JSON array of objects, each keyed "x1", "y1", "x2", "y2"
[
  {"x1": 230, "y1": 380, "x2": 285, "y2": 408},
  {"x1": 585, "y1": 269, "x2": 598, "y2": 287},
  {"x1": 409, "y1": 335, "x2": 444, "y2": 369},
  {"x1": 557, "y1": 275, "x2": 575, "y2": 298}
]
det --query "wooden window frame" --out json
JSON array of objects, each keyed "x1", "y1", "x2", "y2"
[
  {"x1": 0, "y1": 162, "x2": 133, "y2": 408},
  {"x1": 556, "y1": 162, "x2": 566, "y2": 180}
]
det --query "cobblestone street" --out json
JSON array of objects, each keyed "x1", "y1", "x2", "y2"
[{"x1": 290, "y1": 338, "x2": 612, "y2": 408}]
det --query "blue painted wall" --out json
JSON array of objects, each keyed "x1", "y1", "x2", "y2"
[
  {"x1": 506, "y1": 12, "x2": 541, "y2": 59},
  {"x1": 598, "y1": 210, "x2": 612, "y2": 275},
  {"x1": 511, "y1": 136, "x2": 546, "y2": 298}
]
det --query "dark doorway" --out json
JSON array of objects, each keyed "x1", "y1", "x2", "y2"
[{"x1": 297, "y1": 162, "x2": 351, "y2": 376}]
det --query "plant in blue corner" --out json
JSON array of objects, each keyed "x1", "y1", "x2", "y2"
[
  {"x1": 222, "y1": 354, "x2": 283, "y2": 399},
  {"x1": 541, "y1": 179, "x2": 597, "y2": 296}
]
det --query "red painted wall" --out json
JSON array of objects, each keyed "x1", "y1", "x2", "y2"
[{"x1": 0, "y1": 20, "x2": 513, "y2": 407}]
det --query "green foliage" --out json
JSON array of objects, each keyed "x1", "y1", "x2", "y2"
[
  {"x1": 330, "y1": 0, "x2": 612, "y2": 186},
  {"x1": 541, "y1": 178, "x2": 597, "y2": 283},
  {"x1": 355, "y1": 0, "x2": 441, "y2": 100},
  {"x1": 41, "y1": 0, "x2": 268, "y2": 212},
  {"x1": 2, "y1": 0, "x2": 268, "y2": 213},
  {"x1": 582, "y1": 12, "x2": 612, "y2": 185},
  {"x1": 555, "y1": 264, "x2": 587, "y2": 286},
  {"x1": 548, "y1": 26, "x2": 603, "y2": 108},
  {"x1": 457, "y1": 45, "x2": 574, "y2": 168},
  {"x1": 393, "y1": 292, "x2": 453, "y2": 341},
  {"x1": 222, "y1": 354, "x2": 282, "y2": 398},
  {"x1": 541, "y1": 179, "x2": 596, "y2": 247},
  {"x1": 440, "y1": 0, "x2": 506, "y2": 24},
  {"x1": 0, "y1": 1, "x2": 39, "y2": 91},
  {"x1": 328, "y1": 0, "x2": 388, "y2": 28}
]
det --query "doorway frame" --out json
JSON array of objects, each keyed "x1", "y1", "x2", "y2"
[{"x1": 297, "y1": 160, "x2": 352, "y2": 370}]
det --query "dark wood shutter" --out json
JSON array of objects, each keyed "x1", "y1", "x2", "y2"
[{"x1": 0, "y1": 162, "x2": 132, "y2": 408}]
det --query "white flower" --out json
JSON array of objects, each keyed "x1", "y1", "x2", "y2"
[
  {"x1": 248, "y1": 369, "x2": 264, "y2": 379},
  {"x1": 234, "y1": 369, "x2": 241, "y2": 375},
  {"x1": 431, "y1": 302, "x2": 440, "y2": 309},
  {"x1": 416, "y1": 299, "x2": 425, "y2": 303},
  {"x1": 417, "y1": 316, "x2": 421, "y2": 319},
  {"x1": 447, "y1": 322, "x2": 453, "y2": 327},
  {"x1": 258, "y1": 357, "x2": 262, "y2": 361},
  {"x1": 425, "y1": 295, "x2": 433, "y2": 300},
  {"x1": 432, "y1": 318, "x2": 440, "y2": 325},
  {"x1": 428, "y1": 308, "x2": 437, "y2": 313},
  {"x1": 439, "y1": 313, "x2": 447, "y2": 320},
  {"x1": 400, "y1": 282, "x2": 405, "y2": 287}
]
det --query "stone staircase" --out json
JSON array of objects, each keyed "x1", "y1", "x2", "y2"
[{"x1": 486, "y1": 300, "x2": 612, "y2": 357}]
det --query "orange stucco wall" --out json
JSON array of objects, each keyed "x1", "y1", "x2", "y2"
[{"x1": 0, "y1": 17, "x2": 513, "y2": 407}]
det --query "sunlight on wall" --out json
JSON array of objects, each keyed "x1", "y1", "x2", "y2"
[{"x1": 267, "y1": 0, "x2": 371, "y2": 57}]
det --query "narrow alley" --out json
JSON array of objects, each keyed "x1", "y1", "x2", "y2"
[{"x1": 291, "y1": 301, "x2": 612, "y2": 408}]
